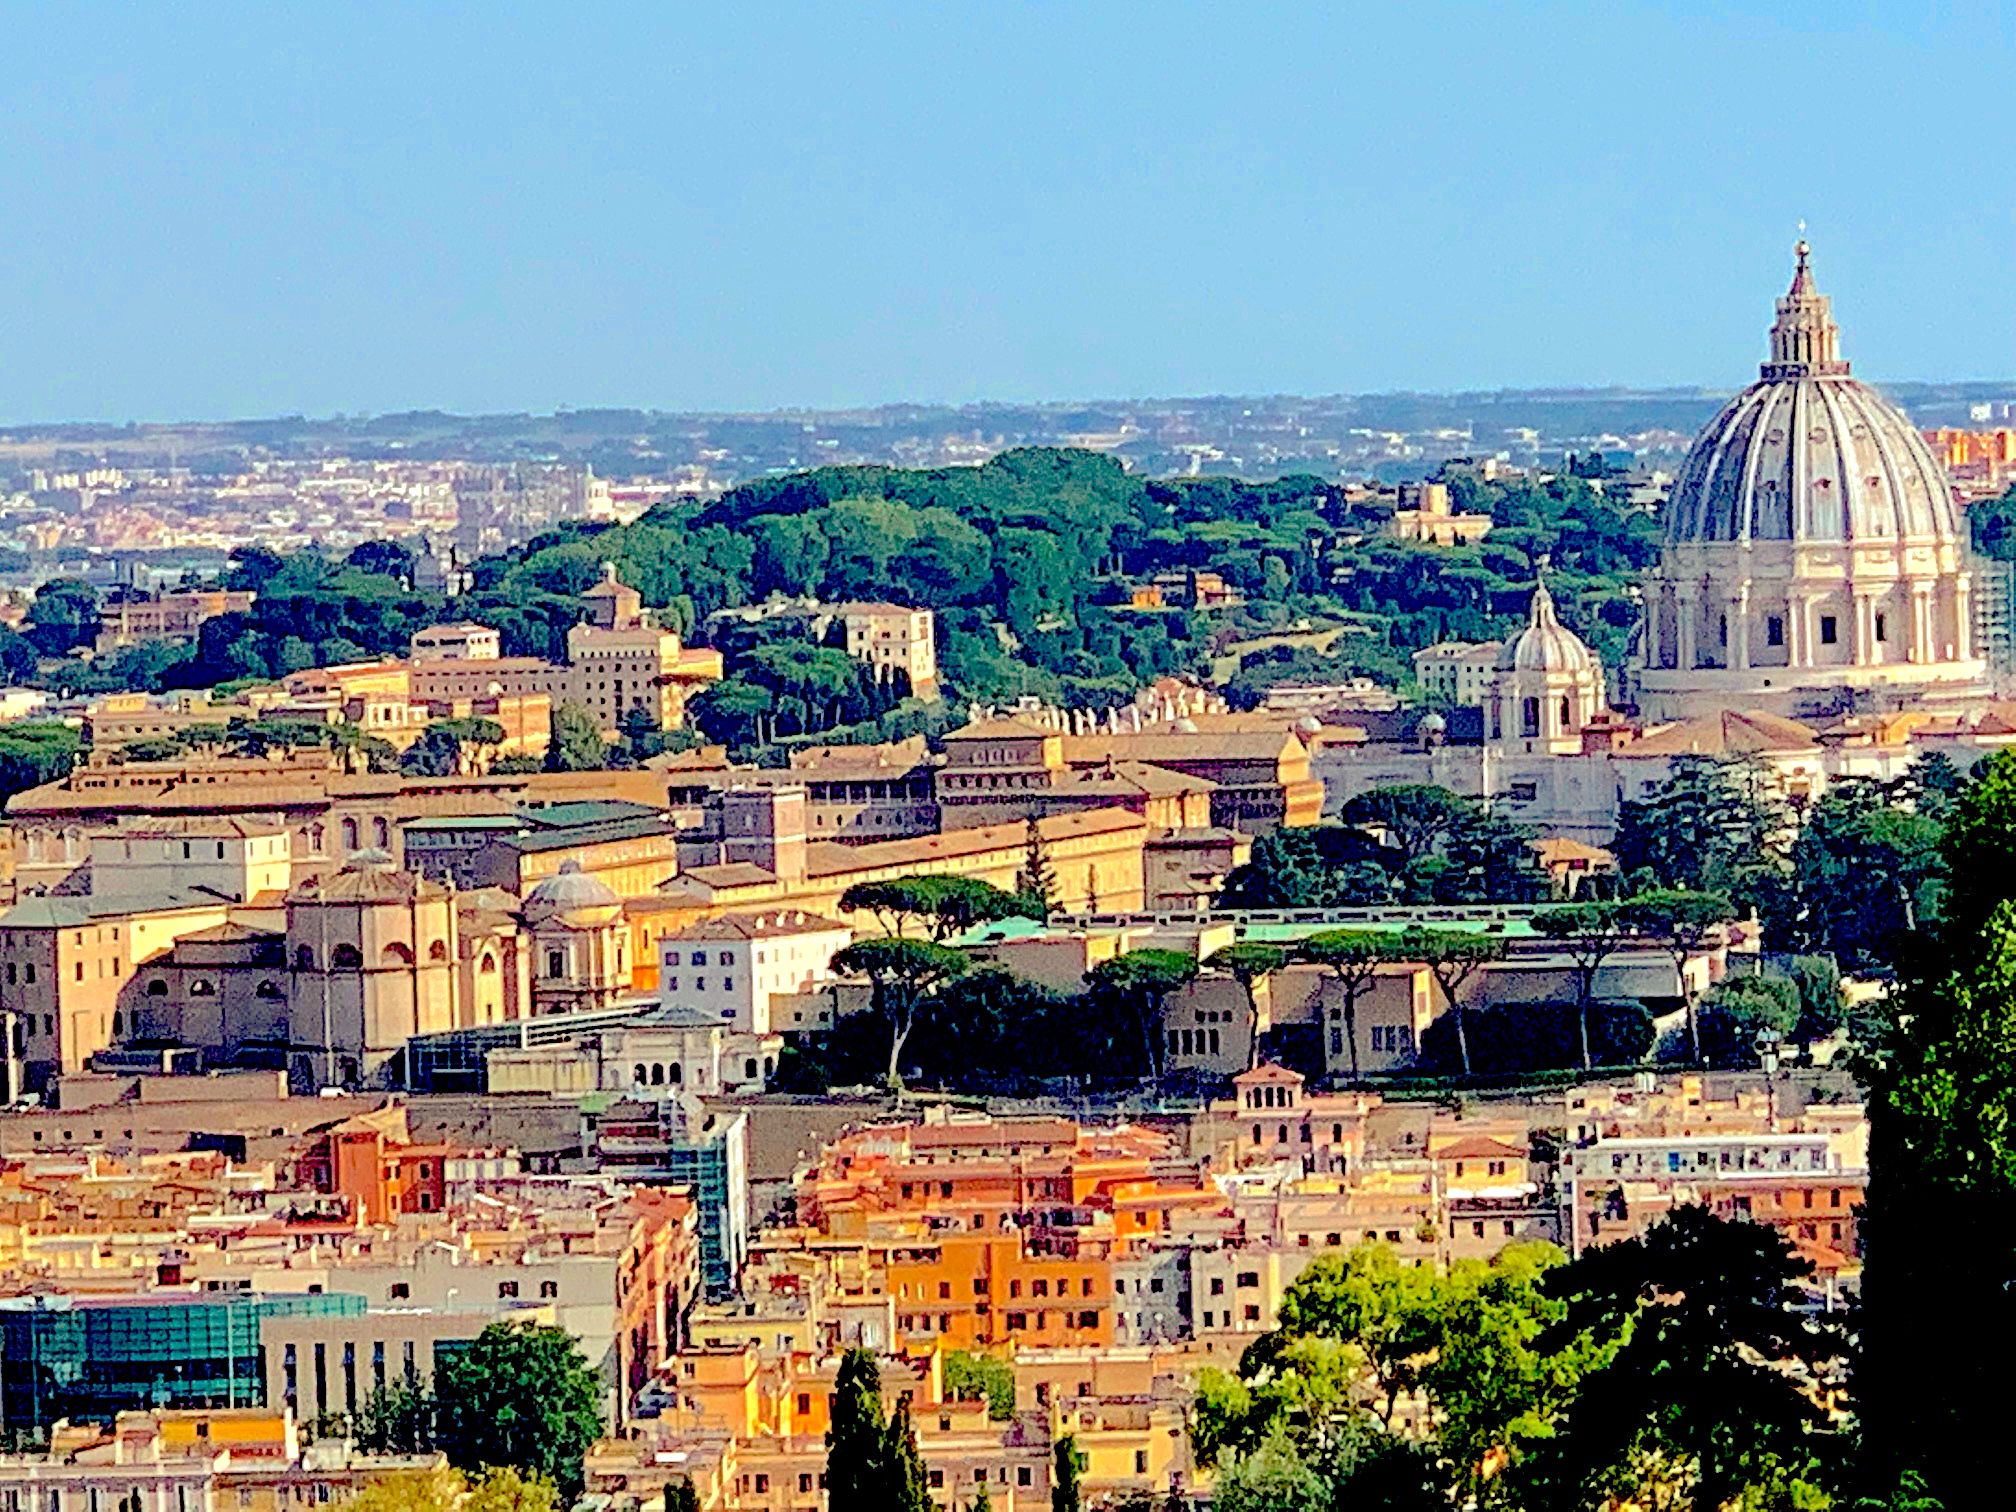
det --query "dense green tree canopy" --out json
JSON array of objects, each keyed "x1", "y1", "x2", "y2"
[{"x1": 430, "y1": 1322, "x2": 602, "y2": 1500}]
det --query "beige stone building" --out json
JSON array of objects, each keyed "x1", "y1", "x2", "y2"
[
  {"x1": 833, "y1": 601, "x2": 938, "y2": 698},
  {"x1": 1389, "y1": 481, "x2": 1493, "y2": 545},
  {"x1": 0, "y1": 893, "x2": 235, "y2": 1096}
]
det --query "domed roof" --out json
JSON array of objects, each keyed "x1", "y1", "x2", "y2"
[
  {"x1": 525, "y1": 858, "x2": 621, "y2": 915},
  {"x1": 1662, "y1": 242, "x2": 1960, "y2": 549},
  {"x1": 1497, "y1": 582, "x2": 1597, "y2": 674}
]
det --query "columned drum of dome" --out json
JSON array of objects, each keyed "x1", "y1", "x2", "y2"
[
  {"x1": 1488, "y1": 581, "x2": 1608, "y2": 755},
  {"x1": 1635, "y1": 242, "x2": 1989, "y2": 720}
]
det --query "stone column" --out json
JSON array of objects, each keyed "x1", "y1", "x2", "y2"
[
  {"x1": 1785, "y1": 591, "x2": 1807, "y2": 668},
  {"x1": 1955, "y1": 575, "x2": 1974, "y2": 661},
  {"x1": 1852, "y1": 590, "x2": 1875, "y2": 666},
  {"x1": 1643, "y1": 584, "x2": 1664, "y2": 670},
  {"x1": 1910, "y1": 583, "x2": 1933, "y2": 665},
  {"x1": 1675, "y1": 585, "x2": 1698, "y2": 671},
  {"x1": 1730, "y1": 586, "x2": 1751, "y2": 671}
]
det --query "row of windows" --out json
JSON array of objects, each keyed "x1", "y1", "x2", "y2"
[
  {"x1": 1250, "y1": 1122, "x2": 1350, "y2": 1146},
  {"x1": 662, "y1": 976, "x2": 734, "y2": 993},
  {"x1": 663, "y1": 949, "x2": 736, "y2": 967}
]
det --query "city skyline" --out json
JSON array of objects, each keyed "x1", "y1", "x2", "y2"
[{"x1": 2, "y1": 3, "x2": 2013, "y2": 423}]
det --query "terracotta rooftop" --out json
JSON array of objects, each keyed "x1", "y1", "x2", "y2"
[
  {"x1": 803, "y1": 808, "x2": 1146, "y2": 878},
  {"x1": 669, "y1": 910, "x2": 848, "y2": 940},
  {"x1": 1062, "y1": 731, "x2": 1305, "y2": 764},
  {"x1": 1621, "y1": 709, "x2": 1820, "y2": 756},
  {"x1": 943, "y1": 718, "x2": 1058, "y2": 741}
]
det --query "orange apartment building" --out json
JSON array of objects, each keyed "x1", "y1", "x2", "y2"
[{"x1": 793, "y1": 1116, "x2": 1218, "y2": 1353}]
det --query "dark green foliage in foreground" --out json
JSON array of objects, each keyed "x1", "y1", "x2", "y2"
[
  {"x1": 1196, "y1": 1211, "x2": 1845, "y2": 1511},
  {"x1": 1859, "y1": 748, "x2": 2016, "y2": 1507},
  {"x1": 430, "y1": 1322, "x2": 603, "y2": 1500}
]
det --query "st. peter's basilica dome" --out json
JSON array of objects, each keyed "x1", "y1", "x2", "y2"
[{"x1": 1634, "y1": 242, "x2": 1987, "y2": 720}]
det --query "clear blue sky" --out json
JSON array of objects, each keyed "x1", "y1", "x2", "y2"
[{"x1": 1, "y1": 2, "x2": 2011, "y2": 422}]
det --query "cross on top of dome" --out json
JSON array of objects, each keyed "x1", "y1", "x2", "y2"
[{"x1": 1762, "y1": 237, "x2": 1849, "y2": 381}]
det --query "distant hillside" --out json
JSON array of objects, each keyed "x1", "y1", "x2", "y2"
[{"x1": 4, "y1": 381, "x2": 2011, "y2": 482}]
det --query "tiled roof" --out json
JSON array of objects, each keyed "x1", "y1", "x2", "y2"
[
  {"x1": 668, "y1": 910, "x2": 848, "y2": 941},
  {"x1": 1622, "y1": 709, "x2": 1820, "y2": 756},
  {"x1": 944, "y1": 718, "x2": 1058, "y2": 741},
  {"x1": 1062, "y1": 731, "x2": 1302, "y2": 764},
  {"x1": 803, "y1": 808, "x2": 1146, "y2": 878}
]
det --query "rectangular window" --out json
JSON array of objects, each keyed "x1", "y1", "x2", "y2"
[
  {"x1": 1876, "y1": 612, "x2": 1888, "y2": 642},
  {"x1": 1819, "y1": 614, "x2": 1839, "y2": 645},
  {"x1": 1508, "y1": 780, "x2": 1538, "y2": 802},
  {"x1": 1766, "y1": 615, "x2": 1784, "y2": 647}
]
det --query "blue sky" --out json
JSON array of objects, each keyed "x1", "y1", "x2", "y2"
[{"x1": 1, "y1": 2, "x2": 2011, "y2": 421}]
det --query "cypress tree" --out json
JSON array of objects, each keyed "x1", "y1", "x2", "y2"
[
  {"x1": 883, "y1": 1394, "x2": 932, "y2": 1512},
  {"x1": 1052, "y1": 1434, "x2": 1084, "y2": 1512},
  {"x1": 824, "y1": 1349, "x2": 888, "y2": 1512}
]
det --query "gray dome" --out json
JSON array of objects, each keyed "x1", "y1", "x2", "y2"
[
  {"x1": 343, "y1": 847, "x2": 396, "y2": 871},
  {"x1": 1495, "y1": 582, "x2": 1596, "y2": 674},
  {"x1": 525, "y1": 858, "x2": 620, "y2": 912},
  {"x1": 1662, "y1": 243, "x2": 1960, "y2": 549}
]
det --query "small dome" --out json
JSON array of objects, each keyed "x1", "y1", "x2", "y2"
[
  {"x1": 1418, "y1": 711, "x2": 1448, "y2": 734},
  {"x1": 1172, "y1": 716, "x2": 1200, "y2": 733},
  {"x1": 525, "y1": 859, "x2": 621, "y2": 914},
  {"x1": 343, "y1": 847, "x2": 396, "y2": 872},
  {"x1": 1294, "y1": 714, "x2": 1323, "y2": 736},
  {"x1": 1497, "y1": 582, "x2": 1597, "y2": 674}
]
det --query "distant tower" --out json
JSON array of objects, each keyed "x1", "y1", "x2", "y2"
[
  {"x1": 582, "y1": 562, "x2": 645, "y2": 630},
  {"x1": 720, "y1": 788, "x2": 808, "y2": 886}
]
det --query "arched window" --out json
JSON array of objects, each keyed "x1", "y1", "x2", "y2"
[
  {"x1": 145, "y1": 979, "x2": 168, "y2": 997},
  {"x1": 112, "y1": 1011, "x2": 123, "y2": 1036},
  {"x1": 1520, "y1": 697, "x2": 1541, "y2": 739},
  {"x1": 428, "y1": 940, "x2": 448, "y2": 961},
  {"x1": 633, "y1": 1064, "x2": 646, "y2": 1084},
  {"x1": 310, "y1": 824, "x2": 326, "y2": 853},
  {"x1": 331, "y1": 944, "x2": 363, "y2": 970},
  {"x1": 190, "y1": 979, "x2": 216, "y2": 997},
  {"x1": 479, "y1": 953, "x2": 497, "y2": 974},
  {"x1": 340, "y1": 818, "x2": 359, "y2": 852},
  {"x1": 256, "y1": 980, "x2": 283, "y2": 999},
  {"x1": 382, "y1": 942, "x2": 414, "y2": 965},
  {"x1": 372, "y1": 817, "x2": 390, "y2": 849},
  {"x1": 1560, "y1": 695, "x2": 1573, "y2": 728},
  {"x1": 669, "y1": 1063, "x2": 683, "y2": 1085},
  {"x1": 649, "y1": 1064, "x2": 664, "y2": 1086},
  {"x1": 296, "y1": 945, "x2": 315, "y2": 970}
]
